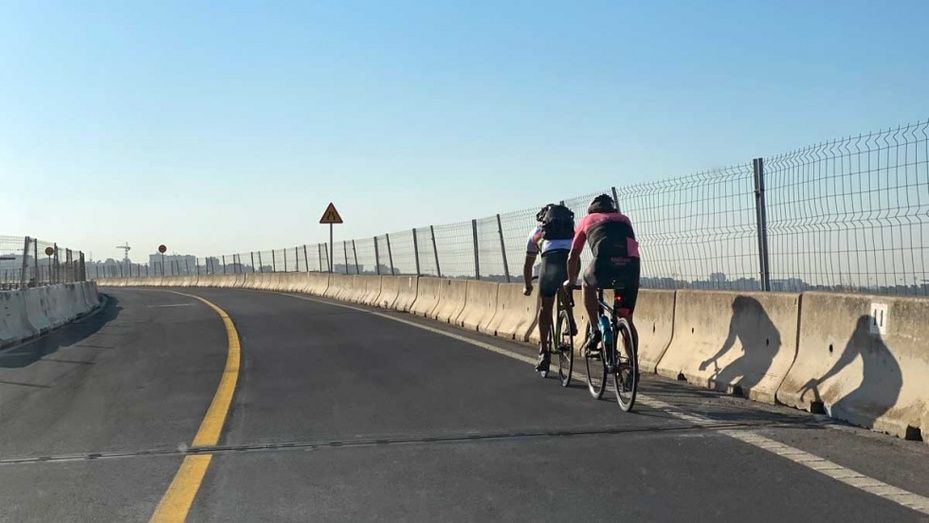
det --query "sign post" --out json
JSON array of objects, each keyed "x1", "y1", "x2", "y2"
[
  {"x1": 319, "y1": 203, "x2": 343, "y2": 273},
  {"x1": 158, "y1": 244, "x2": 167, "y2": 277}
]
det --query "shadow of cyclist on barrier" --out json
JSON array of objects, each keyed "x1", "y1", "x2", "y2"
[
  {"x1": 697, "y1": 296, "x2": 781, "y2": 398},
  {"x1": 796, "y1": 315, "x2": 902, "y2": 432}
]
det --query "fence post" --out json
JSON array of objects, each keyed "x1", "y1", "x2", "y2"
[
  {"x1": 352, "y1": 240, "x2": 360, "y2": 274},
  {"x1": 472, "y1": 219, "x2": 480, "y2": 280},
  {"x1": 496, "y1": 214, "x2": 510, "y2": 282},
  {"x1": 374, "y1": 237, "x2": 381, "y2": 275},
  {"x1": 222, "y1": 255, "x2": 227, "y2": 275},
  {"x1": 385, "y1": 233, "x2": 396, "y2": 275},
  {"x1": 752, "y1": 158, "x2": 771, "y2": 292},
  {"x1": 303, "y1": 245, "x2": 309, "y2": 273},
  {"x1": 295, "y1": 246, "x2": 299, "y2": 272},
  {"x1": 317, "y1": 244, "x2": 323, "y2": 272},
  {"x1": 271, "y1": 250, "x2": 276, "y2": 272},
  {"x1": 430, "y1": 225, "x2": 441, "y2": 278},
  {"x1": 343, "y1": 241, "x2": 349, "y2": 274},
  {"x1": 412, "y1": 229, "x2": 421, "y2": 276},
  {"x1": 53, "y1": 243, "x2": 59, "y2": 283},
  {"x1": 611, "y1": 186, "x2": 620, "y2": 212},
  {"x1": 20, "y1": 236, "x2": 30, "y2": 288},
  {"x1": 33, "y1": 239, "x2": 38, "y2": 285},
  {"x1": 282, "y1": 249, "x2": 287, "y2": 272}
]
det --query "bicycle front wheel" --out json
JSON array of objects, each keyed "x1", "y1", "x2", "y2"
[
  {"x1": 584, "y1": 323, "x2": 606, "y2": 399},
  {"x1": 612, "y1": 317, "x2": 638, "y2": 412},
  {"x1": 556, "y1": 309, "x2": 573, "y2": 387}
]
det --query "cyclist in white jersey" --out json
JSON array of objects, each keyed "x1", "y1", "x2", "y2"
[{"x1": 523, "y1": 204, "x2": 576, "y2": 372}]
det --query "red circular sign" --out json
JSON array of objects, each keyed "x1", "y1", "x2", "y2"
[
  {"x1": 44, "y1": 246, "x2": 54, "y2": 256},
  {"x1": 158, "y1": 244, "x2": 167, "y2": 254}
]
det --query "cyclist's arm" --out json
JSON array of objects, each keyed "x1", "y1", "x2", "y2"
[
  {"x1": 524, "y1": 226, "x2": 541, "y2": 290},
  {"x1": 523, "y1": 253, "x2": 536, "y2": 289},
  {"x1": 566, "y1": 223, "x2": 586, "y2": 285}
]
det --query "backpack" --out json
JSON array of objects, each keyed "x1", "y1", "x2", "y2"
[{"x1": 540, "y1": 204, "x2": 575, "y2": 240}]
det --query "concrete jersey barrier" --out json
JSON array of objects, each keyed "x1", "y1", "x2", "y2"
[
  {"x1": 379, "y1": 276, "x2": 417, "y2": 311},
  {"x1": 410, "y1": 277, "x2": 444, "y2": 318},
  {"x1": 0, "y1": 291, "x2": 34, "y2": 347},
  {"x1": 635, "y1": 290, "x2": 676, "y2": 373},
  {"x1": 656, "y1": 290, "x2": 800, "y2": 404},
  {"x1": 457, "y1": 280, "x2": 499, "y2": 332},
  {"x1": 359, "y1": 276, "x2": 383, "y2": 305},
  {"x1": 305, "y1": 273, "x2": 329, "y2": 296},
  {"x1": 326, "y1": 274, "x2": 354, "y2": 300},
  {"x1": 431, "y1": 279, "x2": 468, "y2": 323},
  {"x1": 777, "y1": 292, "x2": 929, "y2": 441},
  {"x1": 485, "y1": 283, "x2": 538, "y2": 342}
]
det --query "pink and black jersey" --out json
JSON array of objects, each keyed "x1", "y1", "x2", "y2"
[{"x1": 571, "y1": 212, "x2": 640, "y2": 260}]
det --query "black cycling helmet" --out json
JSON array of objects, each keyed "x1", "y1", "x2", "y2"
[
  {"x1": 535, "y1": 203, "x2": 556, "y2": 222},
  {"x1": 587, "y1": 194, "x2": 616, "y2": 214}
]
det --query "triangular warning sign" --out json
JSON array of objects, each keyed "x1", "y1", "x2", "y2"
[{"x1": 319, "y1": 202, "x2": 344, "y2": 224}]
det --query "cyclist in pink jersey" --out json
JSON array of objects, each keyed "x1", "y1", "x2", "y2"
[{"x1": 564, "y1": 194, "x2": 641, "y2": 353}]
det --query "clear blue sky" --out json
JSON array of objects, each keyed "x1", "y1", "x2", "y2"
[{"x1": 2, "y1": 0, "x2": 927, "y2": 261}]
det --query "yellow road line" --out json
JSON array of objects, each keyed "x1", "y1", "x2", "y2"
[
  {"x1": 149, "y1": 455, "x2": 212, "y2": 523},
  {"x1": 150, "y1": 292, "x2": 241, "y2": 523}
]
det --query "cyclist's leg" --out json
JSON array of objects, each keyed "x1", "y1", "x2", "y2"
[
  {"x1": 616, "y1": 259, "x2": 641, "y2": 351},
  {"x1": 537, "y1": 295, "x2": 555, "y2": 352},
  {"x1": 581, "y1": 263, "x2": 601, "y2": 350}
]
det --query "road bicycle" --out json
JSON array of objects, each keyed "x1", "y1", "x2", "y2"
[
  {"x1": 583, "y1": 288, "x2": 638, "y2": 412},
  {"x1": 531, "y1": 276, "x2": 575, "y2": 386}
]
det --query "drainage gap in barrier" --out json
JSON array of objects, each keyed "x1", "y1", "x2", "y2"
[
  {"x1": 729, "y1": 385, "x2": 744, "y2": 397},
  {"x1": 676, "y1": 373, "x2": 687, "y2": 382},
  {"x1": 905, "y1": 426, "x2": 923, "y2": 442},
  {"x1": 809, "y1": 400, "x2": 826, "y2": 415}
]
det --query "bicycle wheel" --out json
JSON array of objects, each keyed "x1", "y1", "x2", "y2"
[
  {"x1": 556, "y1": 308, "x2": 573, "y2": 387},
  {"x1": 612, "y1": 318, "x2": 638, "y2": 412},
  {"x1": 584, "y1": 323, "x2": 606, "y2": 399}
]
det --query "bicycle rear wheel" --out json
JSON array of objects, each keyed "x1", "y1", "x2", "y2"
[
  {"x1": 612, "y1": 317, "x2": 638, "y2": 412},
  {"x1": 556, "y1": 308, "x2": 573, "y2": 387},
  {"x1": 584, "y1": 323, "x2": 606, "y2": 399}
]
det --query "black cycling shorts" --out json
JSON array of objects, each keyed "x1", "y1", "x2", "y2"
[
  {"x1": 583, "y1": 257, "x2": 640, "y2": 312},
  {"x1": 539, "y1": 249, "x2": 569, "y2": 298}
]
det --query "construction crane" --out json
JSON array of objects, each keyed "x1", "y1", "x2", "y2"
[{"x1": 116, "y1": 242, "x2": 131, "y2": 263}]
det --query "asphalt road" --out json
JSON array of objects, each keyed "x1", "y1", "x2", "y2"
[{"x1": 1, "y1": 287, "x2": 928, "y2": 522}]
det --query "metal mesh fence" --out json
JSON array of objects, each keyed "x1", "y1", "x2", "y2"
[
  {"x1": 765, "y1": 122, "x2": 929, "y2": 294},
  {"x1": 1, "y1": 236, "x2": 87, "y2": 289},
  {"x1": 617, "y1": 166, "x2": 759, "y2": 290},
  {"x1": 89, "y1": 118, "x2": 928, "y2": 297}
]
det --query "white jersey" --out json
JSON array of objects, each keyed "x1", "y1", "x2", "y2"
[{"x1": 525, "y1": 225, "x2": 572, "y2": 255}]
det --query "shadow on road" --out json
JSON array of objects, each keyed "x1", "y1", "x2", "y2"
[
  {"x1": 0, "y1": 296, "x2": 121, "y2": 369},
  {"x1": 699, "y1": 296, "x2": 781, "y2": 398}
]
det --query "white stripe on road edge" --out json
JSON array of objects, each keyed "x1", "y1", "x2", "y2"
[{"x1": 276, "y1": 292, "x2": 929, "y2": 515}]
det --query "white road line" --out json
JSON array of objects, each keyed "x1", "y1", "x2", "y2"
[{"x1": 277, "y1": 291, "x2": 929, "y2": 516}]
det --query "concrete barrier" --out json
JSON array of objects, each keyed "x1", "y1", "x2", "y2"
[
  {"x1": 23, "y1": 286, "x2": 52, "y2": 333},
  {"x1": 656, "y1": 290, "x2": 800, "y2": 404},
  {"x1": 305, "y1": 273, "x2": 329, "y2": 296},
  {"x1": 0, "y1": 291, "x2": 34, "y2": 346},
  {"x1": 485, "y1": 283, "x2": 538, "y2": 342},
  {"x1": 410, "y1": 277, "x2": 444, "y2": 318},
  {"x1": 325, "y1": 274, "x2": 353, "y2": 300},
  {"x1": 428, "y1": 279, "x2": 467, "y2": 323},
  {"x1": 636, "y1": 290, "x2": 676, "y2": 373},
  {"x1": 777, "y1": 292, "x2": 929, "y2": 441},
  {"x1": 457, "y1": 280, "x2": 499, "y2": 332},
  {"x1": 358, "y1": 276, "x2": 382, "y2": 305},
  {"x1": 377, "y1": 275, "x2": 417, "y2": 311}
]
